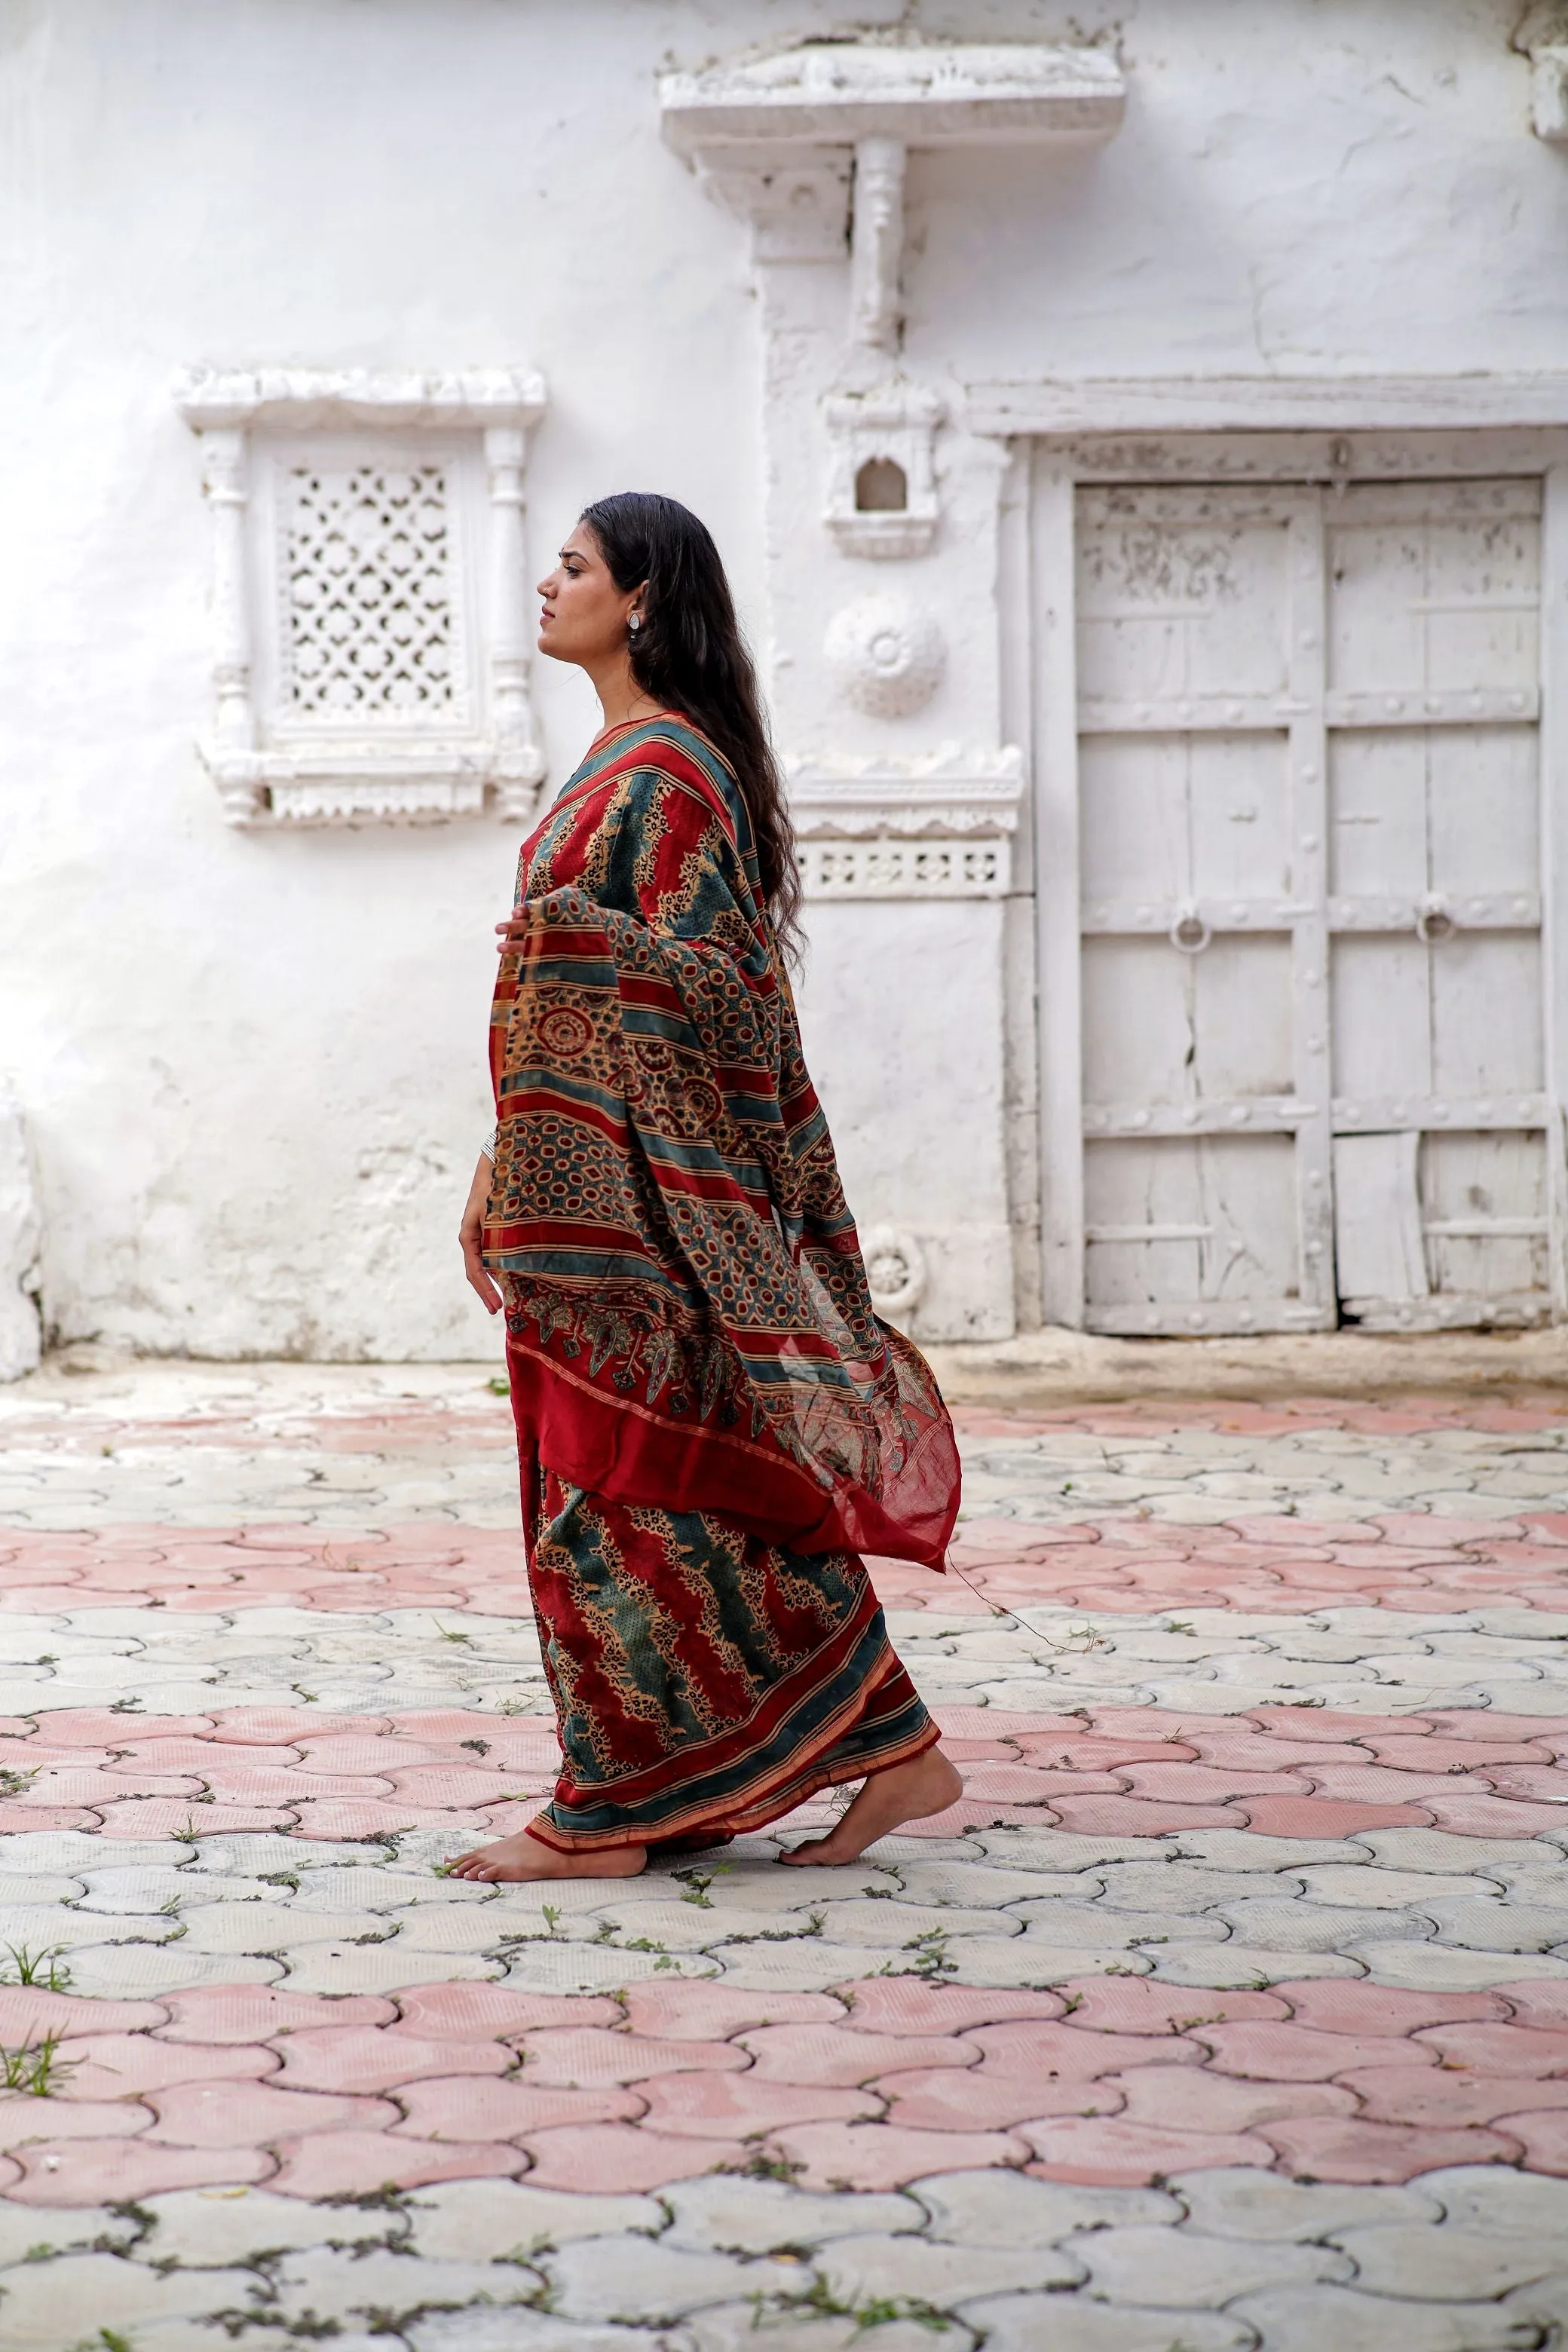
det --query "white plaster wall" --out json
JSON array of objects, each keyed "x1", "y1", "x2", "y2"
[{"x1": 2, "y1": 0, "x2": 1562, "y2": 1361}]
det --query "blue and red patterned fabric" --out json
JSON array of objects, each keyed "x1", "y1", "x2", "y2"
[
  {"x1": 517, "y1": 1453, "x2": 936, "y2": 1852},
  {"x1": 482, "y1": 717, "x2": 960, "y2": 1572}
]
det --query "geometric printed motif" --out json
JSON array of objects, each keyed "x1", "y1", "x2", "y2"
[{"x1": 282, "y1": 461, "x2": 463, "y2": 720}]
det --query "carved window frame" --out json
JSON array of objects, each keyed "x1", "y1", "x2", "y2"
[{"x1": 176, "y1": 369, "x2": 547, "y2": 828}]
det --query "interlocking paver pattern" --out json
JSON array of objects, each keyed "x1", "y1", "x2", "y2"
[{"x1": 1, "y1": 1367, "x2": 1567, "y2": 2346}]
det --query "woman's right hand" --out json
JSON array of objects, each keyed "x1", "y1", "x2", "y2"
[{"x1": 459, "y1": 1153, "x2": 503, "y2": 1315}]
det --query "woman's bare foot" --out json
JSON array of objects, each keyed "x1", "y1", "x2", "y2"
[
  {"x1": 444, "y1": 1828, "x2": 648, "y2": 1883},
  {"x1": 779, "y1": 1747, "x2": 963, "y2": 1866}
]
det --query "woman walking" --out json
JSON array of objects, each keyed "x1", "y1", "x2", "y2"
[{"x1": 450, "y1": 494, "x2": 963, "y2": 1882}]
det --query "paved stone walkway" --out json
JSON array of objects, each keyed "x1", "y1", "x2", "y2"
[{"x1": 0, "y1": 1363, "x2": 1566, "y2": 2350}]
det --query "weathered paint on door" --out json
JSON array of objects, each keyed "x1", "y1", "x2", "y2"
[{"x1": 1072, "y1": 474, "x2": 1548, "y2": 1334}]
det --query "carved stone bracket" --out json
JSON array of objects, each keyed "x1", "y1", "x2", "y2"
[
  {"x1": 661, "y1": 45, "x2": 1123, "y2": 359},
  {"x1": 787, "y1": 745, "x2": 1024, "y2": 898},
  {"x1": 175, "y1": 368, "x2": 548, "y2": 829}
]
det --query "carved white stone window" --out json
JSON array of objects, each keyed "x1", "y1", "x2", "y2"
[{"x1": 176, "y1": 369, "x2": 547, "y2": 827}]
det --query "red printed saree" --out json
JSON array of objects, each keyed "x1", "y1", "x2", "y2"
[{"x1": 482, "y1": 716, "x2": 960, "y2": 1851}]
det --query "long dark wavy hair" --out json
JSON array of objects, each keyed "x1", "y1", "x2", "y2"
[{"x1": 580, "y1": 492, "x2": 802, "y2": 955}]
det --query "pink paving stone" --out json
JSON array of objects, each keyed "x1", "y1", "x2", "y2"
[
  {"x1": 399, "y1": 1986, "x2": 620, "y2": 2039},
  {"x1": 1201, "y1": 2023, "x2": 1440, "y2": 2082},
  {"x1": 1236, "y1": 1795, "x2": 1435, "y2": 1837},
  {"x1": 1118, "y1": 1765, "x2": 1315, "y2": 1801},
  {"x1": 1340, "y1": 2066, "x2": 1568, "y2": 2128},
  {"x1": 1482, "y1": 1764, "x2": 1568, "y2": 1802},
  {"x1": 1279, "y1": 1983, "x2": 1509, "y2": 2035},
  {"x1": 268, "y1": 2129, "x2": 524, "y2": 2199},
  {"x1": 1021, "y1": 2116, "x2": 1278, "y2": 2185},
  {"x1": 963, "y1": 2022, "x2": 1205, "y2": 2082},
  {"x1": 956, "y1": 1762, "x2": 1118, "y2": 1801},
  {"x1": 1263, "y1": 2114, "x2": 1523, "y2": 2183},
  {"x1": 1302, "y1": 1763, "x2": 1503, "y2": 1804},
  {"x1": 514, "y1": 2029, "x2": 748, "y2": 2087},
  {"x1": 1496, "y1": 2110, "x2": 1568, "y2": 2174},
  {"x1": 393, "y1": 2076, "x2": 642, "y2": 2138},
  {"x1": 876, "y1": 2065, "x2": 1107, "y2": 2131},
  {"x1": 620, "y1": 1984, "x2": 842, "y2": 2041},
  {"x1": 104, "y1": 1739, "x2": 304, "y2": 1774},
  {"x1": 1014, "y1": 1735, "x2": 1199, "y2": 1767},
  {"x1": 1427, "y1": 1710, "x2": 1568, "y2": 1740},
  {"x1": 1364, "y1": 1735, "x2": 1555, "y2": 1769},
  {"x1": 768, "y1": 2120, "x2": 1031, "y2": 2193},
  {"x1": 292, "y1": 1735, "x2": 444, "y2": 1772},
  {"x1": 1107, "y1": 2067, "x2": 1358, "y2": 2135},
  {"x1": 639, "y1": 2073, "x2": 880, "y2": 2139},
  {"x1": 145, "y1": 2080, "x2": 400, "y2": 2147},
  {"x1": 272, "y1": 2028, "x2": 513, "y2": 2094},
  {"x1": 1057, "y1": 1983, "x2": 1291, "y2": 2035},
  {"x1": 292, "y1": 1802, "x2": 494, "y2": 1840},
  {"x1": 23, "y1": 1768, "x2": 200, "y2": 1804},
  {"x1": 0, "y1": 1992, "x2": 168, "y2": 2041},
  {"x1": 54, "y1": 2037, "x2": 280, "y2": 2101},
  {"x1": 0, "y1": 1803, "x2": 100, "y2": 1832},
  {"x1": 17, "y1": 1710, "x2": 218, "y2": 1744},
  {"x1": 0, "y1": 2096, "x2": 153, "y2": 2144},
  {"x1": 204, "y1": 1707, "x2": 390, "y2": 1742},
  {"x1": 158, "y1": 1987, "x2": 396, "y2": 2044},
  {"x1": 198, "y1": 1766, "x2": 394, "y2": 1805},
  {"x1": 381, "y1": 1766, "x2": 524, "y2": 1806},
  {"x1": 3, "y1": 2139, "x2": 273, "y2": 2205},
  {"x1": 1502, "y1": 1985, "x2": 1568, "y2": 2029},
  {"x1": 835, "y1": 1982, "x2": 1065, "y2": 2037},
  {"x1": 1046, "y1": 1796, "x2": 1236, "y2": 1836},
  {"x1": 98, "y1": 1799, "x2": 297, "y2": 1838},
  {"x1": 1410, "y1": 2021, "x2": 1568, "y2": 2075},
  {"x1": 737, "y1": 2025, "x2": 978, "y2": 2086},
  {"x1": 519, "y1": 2121, "x2": 750, "y2": 2193}
]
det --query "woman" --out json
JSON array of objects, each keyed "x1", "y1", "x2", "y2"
[{"x1": 449, "y1": 493, "x2": 963, "y2": 1883}]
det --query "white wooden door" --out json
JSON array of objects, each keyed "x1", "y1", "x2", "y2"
[{"x1": 1071, "y1": 473, "x2": 1551, "y2": 1335}]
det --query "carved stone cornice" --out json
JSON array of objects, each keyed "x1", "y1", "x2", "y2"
[
  {"x1": 174, "y1": 368, "x2": 547, "y2": 433},
  {"x1": 660, "y1": 44, "x2": 1125, "y2": 152},
  {"x1": 787, "y1": 746, "x2": 1024, "y2": 896}
]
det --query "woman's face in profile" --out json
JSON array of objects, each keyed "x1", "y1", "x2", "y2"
[{"x1": 536, "y1": 522, "x2": 638, "y2": 667}]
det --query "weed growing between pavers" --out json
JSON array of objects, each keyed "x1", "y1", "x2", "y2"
[
  {"x1": 0, "y1": 1940, "x2": 72, "y2": 1989},
  {"x1": 0, "y1": 2029, "x2": 72, "y2": 2093}
]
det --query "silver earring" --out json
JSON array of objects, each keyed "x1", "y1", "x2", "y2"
[{"x1": 628, "y1": 614, "x2": 642, "y2": 635}]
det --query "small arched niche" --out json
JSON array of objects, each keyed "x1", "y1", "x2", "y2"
[{"x1": 854, "y1": 455, "x2": 908, "y2": 513}]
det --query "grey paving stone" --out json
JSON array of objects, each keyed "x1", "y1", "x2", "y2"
[
  {"x1": 819, "y1": 2231, "x2": 1085, "y2": 2305},
  {"x1": 544, "y1": 2237, "x2": 804, "y2": 2326},
  {"x1": 268, "y1": 2245, "x2": 546, "y2": 2323},
  {"x1": 915, "y1": 2170, "x2": 1180, "y2": 2246},
  {"x1": 409, "y1": 2181, "x2": 666, "y2": 2260},
  {"x1": 957, "y1": 2295, "x2": 1254, "y2": 2351},
  {"x1": 1171, "y1": 2170, "x2": 1441, "y2": 2240},
  {"x1": 1331, "y1": 2225, "x2": 1561, "y2": 2301},
  {"x1": 657, "y1": 2176, "x2": 922, "y2": 2255},
  {"x1": 1070, "y1": 2224, "x2": 1349, "y2": 2307},
  {"x1": 1227, "y1": 2285, "x2": 1542, "y2": 2351},
  {"x1": 0, "y1": 2252, "x2": 265, "y2": 2349},
  {"x1": 1412, "y1": 2167, "x2": 1568, "y2": 2236},
  {"x1": 412, "y1": 2311, "x2": 694, "y2": 2351}
]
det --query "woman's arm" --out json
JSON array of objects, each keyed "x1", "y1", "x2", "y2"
[{"x1": 458, "y1": 1152, "x2": 502, "y2": 1315}]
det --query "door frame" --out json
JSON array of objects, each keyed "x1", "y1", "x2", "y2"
[{"x1": 984, "y1": 381, "x2": 1568, "y2": 1330}]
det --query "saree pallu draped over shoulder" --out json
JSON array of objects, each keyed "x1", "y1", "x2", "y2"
[{"x1": 482, "y1": 717, "x2": 960, "y2": 1851}]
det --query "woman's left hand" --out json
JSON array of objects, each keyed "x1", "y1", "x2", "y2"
[{"x1": 459, "y1": 1153, "x2": 503, "y2": 1315}]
